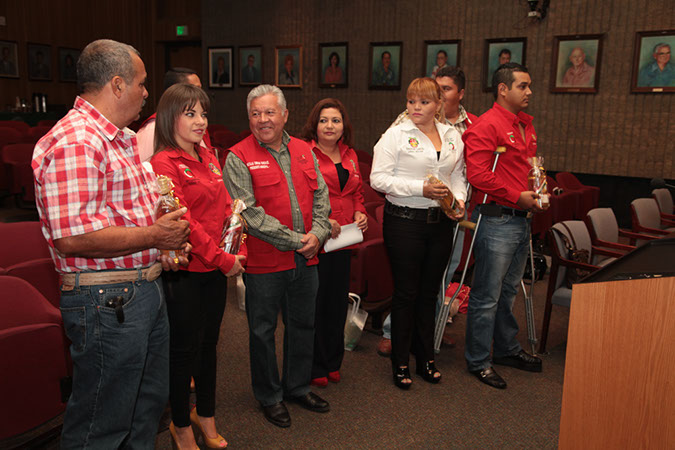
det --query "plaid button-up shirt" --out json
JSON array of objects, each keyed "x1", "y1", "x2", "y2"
[{"x1": 32, "y1": 96, "x2": 160, "y2": 273}]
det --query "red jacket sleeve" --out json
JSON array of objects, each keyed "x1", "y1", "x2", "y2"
[
  {"x1": 350, "y1": 150, "x2": 366, "y2": 215},
  {"x1": 151, "y1": 154, "x2": 238, "y2": 275},
  {"x1": 463, "y1": 123, "x2": 521, "y2": 205}
]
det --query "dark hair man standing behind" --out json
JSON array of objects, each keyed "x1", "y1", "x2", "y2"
[
  {"x1": 462, "y1": 63, "x2": 544, "y2": 390},
  {"x1": 32, "y1": 39, "x2": 190, "y2": 448}
]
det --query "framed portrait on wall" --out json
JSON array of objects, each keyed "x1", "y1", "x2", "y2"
[
  {"x1": 208, "y1": 47, "x2": 233, "y2": 89},
  {"x1": 369, "y1": 42, "x2": 402, "y2": 90},
  {"x1": 58, "y1": 47, "x2": 80, "y2": 83},
  {"x1": 482, "y1": 38, "x2": 526, "y2": 92},
  {"x1": 275, "y1": 45, "x2": 302, "y2": 88},
  {"x1": 630, "y1": 30, "x2": 675, "y2": 93},
  {"x1": 0, "y1": 40, "x2": 19, "y2": 78},
  {"x1": 239, "y1": 45, "x2": 262, "y2": 86},
  {"x1": 551, "y1": 34, "x2": 603, "y2": 93},
  {"x1": 423, "y1": 40, "x2": 460, "y2": 78},
  {"x1": 319, "y1": 42, "x2": 348, "y2": 88},
  {"x1": 27, "y1": 43, "x2": 52, "y2": 81}
]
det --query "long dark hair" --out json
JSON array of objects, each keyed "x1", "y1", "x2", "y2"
[
  {"x1": 300, "y1": 98, "x2": 353, "y2": 148},
  {"x1": 154, "y1": 83, "x2": 210, "y2": 154}
]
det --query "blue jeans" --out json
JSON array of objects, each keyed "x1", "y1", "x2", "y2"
[
  {"x1": 243, "y1": 254, "x2": 318, "y2": 406},
  {"x1": 465, "y1": 211, "x2": 530, "y2": 372},
  {"x1": 381, "y1": 226, "x2": 465, "y2": 339},
  {"x1": 59, "y1": 275, "x2": 169, "y2": 450}
]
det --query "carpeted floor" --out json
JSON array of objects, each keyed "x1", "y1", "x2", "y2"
[{"x1": 151, "y1": 277, "x2": 569, "y2": 449}]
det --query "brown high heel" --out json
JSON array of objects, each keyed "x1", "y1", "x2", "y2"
[
  {"x1": 169, "y1": 422, "x2": 199, "y2": 450},
  {"x1": 190, "y1": 406, "x2": 228, "y2": 448}
]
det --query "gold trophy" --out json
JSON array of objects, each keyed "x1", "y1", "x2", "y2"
[
  {"x1": 220, "y1": 199, "x2": 247, "y2": 254},
  {"x1": 426, "y1": 174, "x2": 461, "y2": 218},
  {"x1": 527, "y1": 156, "x2": 550, "y2": 209},
  {"x1": 155, "y1": 175, "x2": 185, "y2": 263}
]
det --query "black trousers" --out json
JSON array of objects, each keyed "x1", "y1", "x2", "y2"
[
  {"x1": 162, "y1": 269, "x2": 227, "y2": 427},
  {"x1": 383, "y1": 211, "x2": 454, "y2": 369},
  {"x1": 312, "y1": 250, "x2": 351, "y2": 379}
]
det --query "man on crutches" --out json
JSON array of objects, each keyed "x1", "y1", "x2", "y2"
[{"x1": 463, "y1": 62, "x2": 545, "y2": 389}]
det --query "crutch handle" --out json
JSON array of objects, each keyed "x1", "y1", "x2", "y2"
[
  {"x1": 458, "y1": 220, "x2": 476, "y2": 230},
  {"x1": 495, "y1": 146, "x2": 506, "y2": 154}
]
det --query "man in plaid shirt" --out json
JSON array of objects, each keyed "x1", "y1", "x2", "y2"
[{"x1": 32, "y1": 39, "x2": 190, "y2": 449}]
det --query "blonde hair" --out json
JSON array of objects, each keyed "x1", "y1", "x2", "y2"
[{"x1": 407, "y1": 77, "x2": 444, "y2": 121}]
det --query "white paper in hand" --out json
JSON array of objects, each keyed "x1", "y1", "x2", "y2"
[{"x1": 323, "y1": 223, "x2": 364, "y2": 252}]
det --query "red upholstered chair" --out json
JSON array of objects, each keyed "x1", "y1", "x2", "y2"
[
  {"x1": 212, "y1": 130, "x2": 241, "y2": 150},
  {"x1": 28, "y1": 125, "x2": 52, "y2": 143},
  {"x1": 5, "y1": 258, "x2": 61, "y2": 308},
  {"x1": 1, "y1": 143, "x2": 35, "y2": 202},
  {"x1": 0, "y1": 120, "x2": 31, "y2": 138},
  {"x1": 37, "y1": 119, "x2": 58, "y2": 128},
  {"x1": 361, "y1": 180, "x2": 385, "y2": 204},
  {"x1": 0, "y1": 128, "x2": 24, "y2": 192},
  {"x1": 555, "y1": 172, "x2": 600, "y2": 217},
  {"x1": 0, "y1": 276, "x2": 70, "y2": 440},
  {"x1": 208, "y1": 123, "x2": 229, "y2": 135},
  {"x1": 630, "y1": 198, "x2": 675, "y2": 235},
  {"x1": 547, "y1": 176, "x2": 580, "y2": 221},
  {"x1": 358, "y1": 161, "x2": 371, "y2": 185},
  {"x1": 0, "y1": 221, "x2": 51, "y2": 268},
  {"x1": 349, "y1": 211, "x2": 392, "y2": 328},
  {"x1": 239, "y1": 129, "x2": 252, "y2": 140},
  {"x1": 354, "y1": 149, "x2": 373, "y2": 166}
]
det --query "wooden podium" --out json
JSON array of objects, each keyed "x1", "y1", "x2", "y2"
[{"x1": 559, "y1": 237, "x2": 675, "y2": 449}]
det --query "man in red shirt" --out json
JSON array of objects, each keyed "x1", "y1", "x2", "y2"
[
  {"x1": 32, "y1": 39, "x2": 190, "y2": 448},
  {"x1": 462, "y1": 63, "x2": 544, "y2": 389}
]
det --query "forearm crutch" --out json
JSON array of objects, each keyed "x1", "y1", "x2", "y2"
[
  {"x1": 520, "y1": 221, "x2": 539, "y2": 355},
  {"x1": 433, "y1": 146, "x2": 505, "y2": 353}
]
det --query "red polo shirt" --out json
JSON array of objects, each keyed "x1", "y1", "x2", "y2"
[
  {"x1": 463, "y1": 102, "x2": 537, "y2": 209},
  {"x1": 151, "y1": 145, "x2": 245, "y2": 274}
]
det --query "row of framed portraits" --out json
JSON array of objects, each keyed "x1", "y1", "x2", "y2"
[
  {"x1": 0, "y1": 41, "x2": 80, "y2": 82},
  {"x1": 211, "y1": 29, "x2": 673, "y2": 93}
]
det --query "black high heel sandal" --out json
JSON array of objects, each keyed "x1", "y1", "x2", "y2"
[
  {"x1": 393, "y1": 366, "x2": 412, "y2": 390},
  {"x1": 416, "y1": 361, "x2": 442, "y2": 384}
]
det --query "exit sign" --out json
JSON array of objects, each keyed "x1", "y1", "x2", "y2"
[{"x1": 176, "y1": 25, "x2": 188, "y2": 36}]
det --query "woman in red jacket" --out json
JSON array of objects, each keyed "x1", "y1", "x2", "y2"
[
  {"x1": 152, "y1": 84, "x2": 245, "y2": 450},
  {"x1": 301, "y1": 98, "x2": 368, "y2": 387}
]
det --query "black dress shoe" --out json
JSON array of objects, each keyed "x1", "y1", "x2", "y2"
[
  {"x1": 287, "y1": 392, "x2": 330, "y2": 413},
  {"x1": 470, "y1": 367, "x2": 507, "y2": 389},
  {"x1": 262, "y1": 402, "x2": 291, "y2": 428},
  {"x1": 493, "y1": 350, "x2": 542, "y2": 372}
]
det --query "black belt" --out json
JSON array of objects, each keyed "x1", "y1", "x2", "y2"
[
  {"x1": 478, "y1": 203, "x2": 528, "y2": 218},
  {"x1": 384, "y1": 200, "x2": 443, "y2": 223}
]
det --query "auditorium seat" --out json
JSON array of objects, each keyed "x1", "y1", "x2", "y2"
[
  {"x1": 239, "y1": 129, "x2": 252, "y2": 140},
  {"x1": 555, "y1": 172, "x2": 599, "y2": 217},
  {"x1": 208, "y1": 124, "x2": 229, "y2": 135},
  {"x1": 361, "y1": 180, "x2": 385, "y2": 204},
  {"x1": 349, "y1": 211, "x2": 392, "y2": 329},
  {"x1": 630, "y1": 198, "x2": 675, "y2": 235},
  {"x1": 212, "y1": 130, "x2": 240, "y2": 150},
  {"x1": 4, "y1": 258, "x2": 61, "y2": 308},
  {"x1": 37, "y1": 119, "x2": 58, "y2": 128},
  {"x1": 547, "y1": 176, "x2": 579, "y2": 221},
  {"x1": 0, "y1": 221, "x2": 51, "y2": 268},
  {"x1": 354, "y1": 149, "x2": 373, "y2": 166},
  {"x1": 358, "y1": 161, "x2": 371, "y2": 184},
  {"x1": 652, "y1": 188, "x2": 675, "y2": 220},
  {"x1": 0, "y1": 276, "x2": 70, "y2": 440},
  {"x1": 0, "y1": 120, "x2": 30, "y2": 138},
  {"x1": 0, "y1": 128, "x2": 24, "y2": 192},
  {"x1": 28, "y1": 125, "x2": 52, "y2": 143},
  {"x1": 585, "y1": 207, "x2": 657, "y2": 251},
  {"x1": 1, "y1": 143, "x2": 35, "y2": 203},
  {"x1": 539, "y1": 221, "x2": 610, "y2": 353}
]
